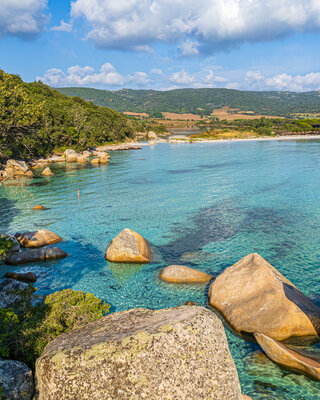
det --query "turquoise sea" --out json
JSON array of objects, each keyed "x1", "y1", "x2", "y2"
[{"x1": 1, "y1": 139, "x2": 320, "y2": 399}]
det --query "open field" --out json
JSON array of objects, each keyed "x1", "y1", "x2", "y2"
[{"x1": 211, "y1": 106, "x2": 283, "y2": 121}]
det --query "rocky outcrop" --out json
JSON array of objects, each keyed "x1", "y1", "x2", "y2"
[
  {"x1": 5, "y1": 247, "x2": 67, "y2": 265},
  {"x1": 0, "y1": 358, "x2": 34, "y2": 400},
  {"x1": 33, "y1": 205, "x2": 44, "y2": 210},
  {"x1": 0, "y1": 279, "x2": 27, "y2": 308},
  {"x1": 106, "y1": 228, "x2": 150, "y2": 263},
  {"x1": 91, "y1": 152, "x2": 110, "y2": 165},
  {"x1": 148, "y1": 131, "x2": 158, "y2": 140},
  {"x1": 208, "y1": 253, "x2": 320, "y2": 340},
  {"x1": 35, "y1": 306, "x2": 242, "y2": 400},
  {"x1": 41, "y1": 167, "x2": 54, "y2": 176},
  {"x1": 255, "y1": 333, "x2": 320, "y2": 381},
  {"x1": 64, "y1": 149, "x2": 77, "y2": 162},
  {"x1": 160, "y1": 265, "x2": 213, "y2": 283},
  {"x1": 4, "y1": 271, "x2": 37, "y2": 283},
  {"x1": 2, "y1": 159, "x2": 34, "y2": 179},
  {"x1": 16, "y1": 230, "x2": 62, "y2": 248}
]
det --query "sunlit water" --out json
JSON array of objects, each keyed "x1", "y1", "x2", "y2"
[{"x1": 1, "y1": 139, "x2": 320, "y2": 399}]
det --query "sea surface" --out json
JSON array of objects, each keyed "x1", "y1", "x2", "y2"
[{"x1": 1, "y1": 139, "x2": 320, "y2": 399}]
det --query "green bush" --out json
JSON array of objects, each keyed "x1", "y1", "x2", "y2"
[
  {"x1": 0, "y1": 236, "x2": 14, "y2": 257},
  {"x1": 0, "y1": 285, "x2": 110, "y2": 367}
]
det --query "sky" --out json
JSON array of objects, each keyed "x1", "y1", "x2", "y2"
[{"x1": 1, "y1": 0, "x2": 320, "y2": 92}]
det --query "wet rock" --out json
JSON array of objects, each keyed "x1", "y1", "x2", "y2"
[
  {"x1": 0, "y1": 279, "x2": 27, "y2": 308},
  {"x1": 64, "y1": 149, "x2": 77, "y2": 162},
  {"x1": 106, "y1": 228, "x2": 150, "y2": 263},
  {"x1": 255, "y1": 333, "x2": 320, "y2": 381},
  {"x1": 4, "y1": 271, "x2": 37, "y2": 283},
  {"x1": 208, "y1": 253, "x2": 320, "y2": 340},
  {"x1": 17, "y1": 230, "x2": 62, "y2": 248},
  {"x1": 35, "y1": 306, "x2": 242, "y2": 400},
  {"x1": 33, "y1": 205, "x2": 44, "y2": 210},
  {"x1": 5, "y1": 247, "x2": 67, "y2": 265},
  {"x1": 41, "y1": 167, "x2": 54, "y2": 176},
  {"x1": 160, "y1": 265, "x2": 213, "y2": 283},
  {"x1": 0, "y1": 358, "x2": 34, "y2": 400}
]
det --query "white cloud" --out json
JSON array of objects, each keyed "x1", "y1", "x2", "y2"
[
  {"x1": 169, "y1": 70, "x2": 195, "y2": 85},
  {"x1": 245, "y1": 70, "x2": 320, "y2": 91},
  {"x1": 150, "y1": 68, "x2": 163, "y2": 75},
  {"x1": 37, "y1": 63, "x2": 150, "y2": 88},
  {"x1": 0, "y1": 0, "x2": 49, "y2": 38},
  {"x1": 52, "y1": 20, "x2": 73, "y2": 32},
  {"x1": 178, "y1": 39, "x2": 199, "y2": 56},
  {"x1": 70, "y1": 0, "x2": 320, "y2": 51},
  {"x1": 204, "y1": 70, "x2": 227, "y2": 84}
]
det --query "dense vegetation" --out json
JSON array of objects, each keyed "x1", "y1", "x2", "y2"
[
  {"x1": 0, "y1": 70, "x2": 144, "y2": 165},
  {"x1": 0, "y1": 285, "x2": 110, "y2": 367},
  {"x1": 0, "y1": 237, "x2": 14, "y2": 258},
  {"x1": 57, "y1": 87, "x2": 320, "y2": 117},
  {"x1": 196, "y1": 116, "x2": 320, "y2": 137}
]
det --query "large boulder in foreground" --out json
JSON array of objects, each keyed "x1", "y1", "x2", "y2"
[
  {"x1": 35, "y1": 306, "x2": 242, "y2": 400},
  {"x1": 106, "y1": 228, "x2": 150, "y2": 263},
  {"x1": 5, "y1": 247, "x2": 67, "y2": 265},
  {"x1": 0, "y1": 358, "x2": 34, "y2": 400},
  {"x1": 160, "y1": 265, "x2": 213, "y2": 283},
  {"x1": 255, "y1": 333, "x2": 320, "y2": 381},
  {"x1": 208, "y1": 253, "x2": 320, "y2": 340},
  {"x1": 16, "y1": 230, "x2": 62, "y2": 248}
]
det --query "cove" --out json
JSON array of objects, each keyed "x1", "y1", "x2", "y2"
[{"x1": 1, "y1": 139, "x2": 320, "y2": 399}]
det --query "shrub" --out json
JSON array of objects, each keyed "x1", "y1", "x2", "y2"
[
  {"x1": 0, "y1": 285, "x2": 110, "y2": 367},
  {"x1": 0, "y1": 236, "x2": 14, "y2": 257}
]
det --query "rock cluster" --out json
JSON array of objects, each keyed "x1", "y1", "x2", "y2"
[
  {"x1": 0, "y1": 159, "x2": 34, "y2": 180},
  {"x1": 35, "y1": 306, "x2": 242, "y2": 400}
]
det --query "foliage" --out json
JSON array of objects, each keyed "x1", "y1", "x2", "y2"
[
  {"x1": 0, "y1": 236, "x2": 14, "y2": 257},
  {"x1": 58, "y1": 87, "x2": 320, "y2": 117},
  {"x1": 0, "y1": 70, "x2": 144, "y2": 164},
  {"x1": 0, "y1": 285, "x2": 110, "y2": 367}
]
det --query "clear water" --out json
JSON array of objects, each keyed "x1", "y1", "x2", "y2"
[{"x1": 1, "y1": 139, "x2": 320, "y2": 399}]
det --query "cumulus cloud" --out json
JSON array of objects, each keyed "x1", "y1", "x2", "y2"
[
  {"x1": 52, "y1": 20, "x2": 73, "y2": 33},
  {"x1": 169, "y1": 70, "x2": 195, "y2": 85},
  {"x1": 150, "y1": 68, "x2": 163, "y2": 75},
  {"x1": 37, "y1": 63, "x2": 150, "y2": 88},
  {"x1": 204, "y1": 70, "x2": 228, "y2": 84},
  {"x1": 178, "y1": 39, "x2": 199, "y2": 56},
  {"x1": 0, "y1": 0, "x2": 49, "y2": 38},
  {"x1": 245, "y1": 70, "x2": 320, "y2": 91},
  {"x1": 70, "y1": 0, "x2": 320, "y2": 51}
]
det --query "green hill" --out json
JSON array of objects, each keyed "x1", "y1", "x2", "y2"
[
  {"x1": 0, "y1": 70, "x2": 143, "y2": 164},
  {"x1": 57, "y1": 87, "x2": 320, "y2": 117}
]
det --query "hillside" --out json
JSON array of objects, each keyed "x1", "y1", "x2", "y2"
[
  {"x1": 0, "y1": 71, "x2": 143, "y2": 164},
  {"x1": 57, "y1": 87, "x2": 320, "y2": 117}
]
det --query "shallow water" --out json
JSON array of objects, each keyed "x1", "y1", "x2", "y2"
[{"x1": 1, "y1": 140, "x2": 320, "y2": 398}]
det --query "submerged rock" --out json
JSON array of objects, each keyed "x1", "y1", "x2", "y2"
[
  {"x1": 35, "y1": 306, "x2": 242, "y2": 400},
  {"x1": 0, "y1": 358, "x2": 34, "y2": 400},
  {"x1": 17, "y1": 230, "x2": 62, "y2": 248},
  {"x1": 4, "y1": 271, "x2": 37, "y2": 283},
  {"x1": 255, "y1": 333, "x2": 320, "y2": 381},
  {"x1": 5, "y1": 247, "x2": 67, "y2": 265},
  {"x1": 41, "y1": 167, "x2": 54, "y2": 176},
  {"x1": 160, "y1": 265, "x2": 212, "y2": 283},
  {"x1": 106, "y1": 228, "x2": 150, "y2": 263},
  {"x1": 208, "y1": 253, "x2": 320, "y2": 340}
]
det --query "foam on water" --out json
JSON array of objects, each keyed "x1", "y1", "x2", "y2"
[{"x1": 1, "y1": 140, "x2": 320, "y2": 398}]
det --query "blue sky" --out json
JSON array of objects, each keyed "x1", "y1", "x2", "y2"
[{"x1": 1, "y1": 0, "x2": 320, "y2": 91}]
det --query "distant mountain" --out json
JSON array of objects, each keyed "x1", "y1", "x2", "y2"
[
  {"x1": 0, "y1": 70, "x2": 143, "y2": 163},
  {"x1": 57, "y1": 87, "x2": 320, "y2": 117}
]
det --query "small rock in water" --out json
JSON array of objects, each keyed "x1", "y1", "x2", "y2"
[
  {"x1": 41, "y1": 167, "x2": 54, "y2": 176},
  {"x1": 17, "y1": 229, "x2": 62, "y2": 248},
  {"x1": 160, "y1": 265, "x2": 212, "y2": 283},
  {"x1": 33, "y1": 205, "x2": 44, "y2": 210},
  {"x1": 4, "y1": 271, "x2": 37, "y2": 283},
  {"x1": 5, "y1": 247, "x2": 67, "y2": 265}
]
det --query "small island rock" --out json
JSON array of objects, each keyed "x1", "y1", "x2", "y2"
[
  {"x1": 16, "y1": 229, "x2": 62, "y2": 248},
  {"x1": 5, "y1": 247, "x2": 67, "y2": 265},
  {"x1": 33, "y1": 205, "x2": 44, "y2": 210},
  {"x1": 255, "y1": 332, "x2": 320, "y2": 381},
  {"x1": 208, "y1": 253, "x2": 320, "y2": 340},
  {"x1": 35, "y1": 306, "x2": 242, "y2": 400},
  {"x1": 106, "y1": 228, "x2": 150, "y2": 263},
  {"x1": 160, "y1": 265, "x2": 212, "y2": 283},
  {"x1": 41, "y1": 167, "x2": 54, "y2": 176},
  {"x1": 0, "y1": 358, "x2": 34, "y2": 400}
]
